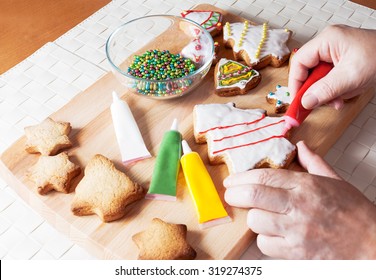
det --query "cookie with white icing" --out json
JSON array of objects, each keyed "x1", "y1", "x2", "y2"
[
  {"x1": 223, "y1": 21, "x2": 292, "y2": 69},
  {"x1": 181, "y1": 28, "x2": 213, "y2": 65},
  {"x1": 181, "y1": 10, "x2": 223, "y2": 37},
  {"x1": 266, "y1": 85, "x2": 292, "y2": 114},
  {"x1": 214, "y1": 58, "x2": 261, "y2": 96},
  {"x1": 193, "y1": 103, "x2": 296, "y2": 174}
]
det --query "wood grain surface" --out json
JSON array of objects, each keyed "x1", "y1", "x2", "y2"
[
  {"x1": 0, "y1": 0, "x2": 111, "y2": 74},
  {"x1": 0, "y1": 4, "x2": 374, "y2": 259}
]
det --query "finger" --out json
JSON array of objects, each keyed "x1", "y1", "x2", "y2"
[
  {"x1": 327, "y1": 98, "x2": 344, "y2": 110},
  {"x1": 247, "y1": 209, "x2": 288, "y2": 237},
  {"x1": 301, "y1": 64, "x2": 359, "y2": 109},
  {"x1": 224, "y1": 185, "x2": 291, "y2": 214},
  {"x1": 296, "y1": 141, "x2": 341, "y2": 179},
  {"x1": 288, "y1": 37, "x2": 326, "y2": 97},
  {"x1": 224, "y1": 169, "x2": 295, "y2": 189},
  {"x1": 257, "y1": 234, "x2": 289, "y2": 259}
]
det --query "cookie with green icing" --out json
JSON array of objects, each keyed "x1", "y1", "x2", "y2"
[
  {"x1": 181, "y1": 10, "x2": 223, "y2": 37},
  {"x1": 214, "y1": 58, "x2": 261, "y2": 96}
]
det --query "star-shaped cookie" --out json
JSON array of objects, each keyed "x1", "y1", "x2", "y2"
[
  {"x1": 266, "y1": 85, "x2": 291, "y2": 113},
  {"x1": 24, "y1": 117, "x2": 72, "y2": 155},
  {"x1": 132, "y1": 218, "x2": 197, "y2": 260},
  {"x1": 223, "y1": 21, "x2": 292, "y2": 69},
  {"x1": 28, "y1": 152, "x2": 81, "y2": 195},
  {"x1": 71, "y1": 154, "x2": 145, "y2": 222},
  {"x1": 193, "y1": 103, "x2": 296, "y2": 174}
]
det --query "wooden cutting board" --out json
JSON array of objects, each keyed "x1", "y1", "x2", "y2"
[{"x1": 0, "y1": 4, "x2": 374, "y2": 259}]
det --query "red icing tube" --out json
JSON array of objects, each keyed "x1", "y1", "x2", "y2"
[{"x1": 283, "y1": 61, "x2": 333, "y2": 135}]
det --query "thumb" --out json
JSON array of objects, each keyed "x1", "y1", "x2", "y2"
[
  {"x1": 296, "y1": 141, "x2": 341, "y2": 180},
  {"x1": 301, "y1": 65, "x2": 357, "y2": 109}
]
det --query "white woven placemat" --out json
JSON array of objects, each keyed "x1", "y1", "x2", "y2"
[{"x1": 0, "y1": 0, "x2": 375, "y2": 260}]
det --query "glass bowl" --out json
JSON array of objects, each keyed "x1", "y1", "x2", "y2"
[{"x1": 106, "y1": 15, "x2": 214, "y2": 99}]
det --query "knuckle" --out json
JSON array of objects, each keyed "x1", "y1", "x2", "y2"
[
  {"x1": 256, "y1": 169, "x2": 270, "y2": 185},
  {"x1": 247, "y1": 186, "x2": 261, "y2": 204}
]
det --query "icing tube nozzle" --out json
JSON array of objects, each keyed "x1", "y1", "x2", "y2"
[
  {"x1": 283, "y1": 61, "x2": 333, "y2": 135},
  {"x1": 171, "y1": 118, "x2": 179, "y2": 131},
  {"x1": 182, "y1": 139, "x2": 192, "y2": 154},
  {"x1": 110, "y1": 91, "x2": 151, "y2": 164},
  {"x1": 146, "y1": 119, "x2": 182, "y2": 201},
  {"x1": 180, "y1": 140, "x2": 231, "y2": 229}
]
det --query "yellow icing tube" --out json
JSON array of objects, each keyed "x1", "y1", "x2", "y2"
[{"x1": 180, "y1": 140, "x2": 231, "y2": 229}]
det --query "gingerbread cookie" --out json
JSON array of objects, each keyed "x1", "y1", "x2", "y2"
[
  {"x1": 181, "y1": 10, "x2": 223, "y2": 37},
  {"x1": 28, "y1": 152, "x2": 81, "y2": 195},
  {"x1": 223, "y1": 21, "x2": 292, "y2": 69},
  {"x1": 24, "y1": 117, "x2": 72, "y2": 156},
  {"x1": 266, "y1": 85, "x2": 292, "y2": 114},
  {"x1": 214, "y1": 58, "x2": 261, "y2": 96},
  {"x1": 181, "y1": 28, "x2": 213, "y2": 65},
  {"x1": 71, "y1": 154, "x2": 144, "y2": 222},
  {"x1": 193, "y1": 103, "x2": 296, "y2": 174},
  {"x1": 132, "y1": 218, "x2": 197, "y2": 260}
]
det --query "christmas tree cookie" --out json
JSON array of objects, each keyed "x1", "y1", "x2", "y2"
[
  {"x1": 181, "y1": 10, "x2": 223, "y2": 37},
  {"x1": 223, "y1": 21, "x2": 292, "y2": 69},
  {"x1": 214, "y1": 58, "x2": 261, "y2": 96}
]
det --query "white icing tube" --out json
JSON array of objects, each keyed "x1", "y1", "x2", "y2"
[{"x1": 110, "y1": 91, "x2": 151, "y2": 164}]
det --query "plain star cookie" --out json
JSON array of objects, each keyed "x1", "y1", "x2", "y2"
[
  {"x1": 223, "y1": 21, "x2": 292, "y2": 69},
  {"x1": 24, "y1": 117, "x2": 72, "y2": 156},
  {"x1": 71, "y1": 154, "x2": 145, "y2": 222},
  {"x1": 132, "y1": 218, "x2": 197, "y2": 260},
  {"x1": 28, "y1": 152, "x2": 81, "y2": 195},
  {"x1": 214, "y1": 58, "x2": 261, "y2": 96},
  {"x1": 266, "y1": 85, "x2": 292, "y2": 113},
  {"x1": 193, "y1": 103, "x2": 296, "y2": 174}
]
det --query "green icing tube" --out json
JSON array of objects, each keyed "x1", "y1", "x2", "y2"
[{"x1": 146, "y1": 118, "x2": 182, "y2": 201}]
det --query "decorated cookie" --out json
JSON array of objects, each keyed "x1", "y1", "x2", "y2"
[
  {"x1": 71, "y1": 154, "x2": 145, "y2": 222},
  {"x1": 193, "y1": 103, "x2": 296, "y2": 174},
  {"x1": 266, "y1": 85, "x2": 292, "y2": 113},
  {"x1": 214, "y1": 58, "x2": 261, "y2": 96},
  {"x1": 223, "y1": 21, "x2": 292, "y2": 69},
  {"x1": 132, "y1": 218, "x2": 197, "y2": 260},
  {"x1": 181, "y1": 10, "x2": 223, "y2": 36},
  {"x1": 28, "y1": 152, "x2": 81, "y2": 195},
  {"x1": 24, "y1": 117, "x2": 72, "y2": 156},
  {"x1": 180, "y1": 28, "x2": 213, "y2": 65}
]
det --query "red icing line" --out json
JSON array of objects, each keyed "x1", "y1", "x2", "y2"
[
  {"x1": 213, "y1": 119, "x2": 285, "y2": 142},
  {"x1": 200, "y1": 11, "x2": 214, "y2": 26},
  {"x1": 212, "y1": 135, "x2": 286, "y2": 154},
  {"x1": 199, "y1": 114, "x2": 265, "y2": 134}
]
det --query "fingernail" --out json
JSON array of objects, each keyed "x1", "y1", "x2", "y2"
[{"x1": 301, "y1": 92, "x2": 319, "y2": 109}]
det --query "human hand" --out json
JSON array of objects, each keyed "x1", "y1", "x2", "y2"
[
  {"x1": 288, "y1": 25, "x2": 376, "y2": 110},
  {"x1": 224, "y1": 141, "x2": 376, "y2": 259}
]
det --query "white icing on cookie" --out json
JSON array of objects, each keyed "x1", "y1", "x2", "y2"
[
  {"x1": 268, "y1": 85, "x2": 291, "y2": 108},
  {"x1": 194, "y1": 103, "x2": 296, "y2": 173},
  {"x1": 216, "y1": 58, "x2": 260, "y2": 90},
  {"x1": 181, "y1": 10, "x2": 222, "y2": 33},
  {"x1": 181, "y1": 28, "x2": 212, "y2": 65},
  {"x1": 223, "y1": 22, "x2": 291, "y2": 64}
]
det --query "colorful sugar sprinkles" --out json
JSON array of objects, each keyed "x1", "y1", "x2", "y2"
[{"x1": 127, "y1": 49, "x2": 196, "y2": 97}]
